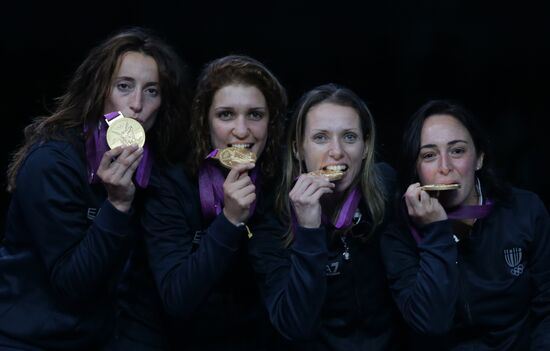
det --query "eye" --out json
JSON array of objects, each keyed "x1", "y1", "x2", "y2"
[
  {"x1": 248, "y1": 110, "x2": 264, "y2": 121},
  {"x1": 450, "y1": 147, "x2": 466, "y2": 157},
  {"x1": 343, "y1": 132, "x2": 358, "y2": 143},
  {"x1": 420, "y1": 151, "x2": 436, "y2": 161},
  {"x1": 145, "y1": 86, "x2": 160, "y2": 97},
  {"x1": 312, "y1": 133, "x2": 328, "y2": 143},
  {"x1": 216, "y1": 110, "x2": 233, "y2": 121},
  {"x1": 116, "y1": 82, "x2": 133, "y2": 92}
]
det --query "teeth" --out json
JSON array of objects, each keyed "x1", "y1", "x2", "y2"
[
  {"x1": 230, "y1": 144, "x2": 251, "y2": 149},
  {"x1": 325, "y1": 165, "x2": 347, "y2": 172}
]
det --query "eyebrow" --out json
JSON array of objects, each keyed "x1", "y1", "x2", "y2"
[
  {"x1": 420, "y1": 139, "x2": 469, "y2": 149},
  {"x1": 115, "y1": 76, "x2": 160, "y2": 85},
  {"x1": 310, "y1": 128, "x2": 360, "y2": 132},
  {"x1": 213, "y1": 106, "x2": 266, "y2": 110}
]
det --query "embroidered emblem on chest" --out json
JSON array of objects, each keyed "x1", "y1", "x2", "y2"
[
  {"x1": 503, "y1": 247, "x2": 524, "y2": 276},
  {"x1": 325, "y1": 261, "x2": 341, "y2": 276}
]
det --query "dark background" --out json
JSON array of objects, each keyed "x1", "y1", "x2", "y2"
[{"x1": 2, "y1": 1, "x2": 549, "y2": 229}]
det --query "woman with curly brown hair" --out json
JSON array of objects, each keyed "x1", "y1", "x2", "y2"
[{"x1": 141, "y1": 55, "x2": 287, "y2": 350}]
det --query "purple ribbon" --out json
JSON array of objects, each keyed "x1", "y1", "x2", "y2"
[
  {"x1": 291, "y1": 186, "x2": 362, "y2": 232},
  {"x1": 84, "y1": 111, "x2": 152, "y2": 188},
  {"x1": 198, "y1": 149, "x2": 258, "y2": 220},
  {"x1": 407, "y1": 200, "x2": 494, "y2": 243}
]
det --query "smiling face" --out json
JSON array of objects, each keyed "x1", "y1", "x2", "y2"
[
  {"x1": 103, "y1": 51, "x2": 161, "y2": 132},
  {"x1": 207, "y1": 83, "x2": 269, "y2": 157},
  {"x1": 417, "y1": 114, "x2": 484, "y2": 208},
  {"x1": 300, "y1": 102, "x2": 366, "y2": 193}
]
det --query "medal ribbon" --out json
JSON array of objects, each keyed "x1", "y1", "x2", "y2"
[
  {"x1": 290, "y1": 186, "x2": 362, "y2": 232},
  {"x1": 406, "y1": 200, "x2": 494, "y2": 243},
  {"x1": 85, "y1": 111, "x2": 152, "y2": 188},
  {"x1": 198, "y1": 149, "x2": 258, "y2": 220}
]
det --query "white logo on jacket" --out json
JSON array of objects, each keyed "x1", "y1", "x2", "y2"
[
  {"x1": 326, "y1": 261, "x2": 340, "y2": 276},
  {"x1": 504, "y1": 247, "x2": 524, "y2": 276},
  {"x1": 87, "y1": 208, "x2": 100, "y2": 220}
]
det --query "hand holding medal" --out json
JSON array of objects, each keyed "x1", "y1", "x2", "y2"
[{"x1": 96, "y1": 111, "x2": 146, "y2": 212}]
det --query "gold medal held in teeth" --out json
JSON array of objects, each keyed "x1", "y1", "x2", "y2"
[
  {"x1": 420, "y1": 183, "x2": 461, "y2": 191},
  {"x1": 309, "y1": 169, "x2": 344, "y2": 181},
  {"x1": 106, "y1": 113, "x2": 145, "y2": 149},
  {"x1": 214, "y1": 147, "x2": 257, "y2": 169}
]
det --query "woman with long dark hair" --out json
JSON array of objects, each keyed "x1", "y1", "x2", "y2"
[{"x1": 0, "y1": 27, "x2": 189, "y2": 350}]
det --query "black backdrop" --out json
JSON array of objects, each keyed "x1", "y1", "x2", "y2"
[{"x1": 2, "y1": 1, "x2": 549, "y2": 229}]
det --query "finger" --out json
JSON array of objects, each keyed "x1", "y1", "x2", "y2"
[
  {"x1": 290, "y1": 175, "x2": 312, "y2": 198},
  {"x1": 224, "y1": 175, "x2": 254, "y2": 197},
  {"x1": 404, "y1": 195, "x2": 415, "y2": 216},
  {"x1": 98, "y1": 146, "x2": 124, "y2": 172},
  {"x1": 296, "y1": 174, "x2": 332, "y2": 194},
  {"x1": 119, "y1": 152, "x2": 144, "y2": 184},
  {"x1": 419, "y1": 190, "x2": 432, "y2": 205},
  {"x1": 301, "y1": 179, "x2": 333, "y2": 198},
  {"x1": 225, "y1": 165, "x2": 245, "y2": 183},
  {"x1": 404, "y1": 182, "x2": 421, "y2": 198},
  {"x1": 108, "y1": 147, "x2": 142, "y2": 182},
  {"x1": 405, "y1": 187, "x2": 423, "y2": 215},
  {"x1": 230, "y1": 183, "x2": 256, "y2": 200},
  {"x1": 237, "y1": 192, "x2": 257, "y2": 208},
  {"x1": 236, "y1": 163, "x2": 256, "y2": 180},
  {"x1": 228, "y1": 163, "x2": 255, "y2": 180},
  {"x1": 309, "y1": 186, "x2": 334, "y2": 202}
]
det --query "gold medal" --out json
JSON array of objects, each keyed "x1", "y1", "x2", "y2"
[
  {"x1": 213, "y1": 147, "x2": 257, "y2": 169},
  {"x1": 420, "y1": 183, "x2": 461, "y2": 191},
  {"x1": 105, "y1": 112, "x2": 146, "y2": 149},
  {"x1": 308, "y1": 169, "x2": 344, "y2": 181}
]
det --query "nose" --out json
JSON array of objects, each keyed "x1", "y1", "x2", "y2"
[
  {"x1": 328, "y1": 138, "x2": 343, "y2": 159},
  {"x1": 129, "y1": 91, "x2": 143, "y2": 114},
  {"x1": 231, "y1": 116, "x2": 250, "y2": 139},
  {"x1": 438, "y1": 154, "x2": 452, "y2": 175}
]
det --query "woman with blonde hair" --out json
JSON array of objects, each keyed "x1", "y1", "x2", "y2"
[{"x1": 249, "y1": 83, "x2": 405, "y2": 350}]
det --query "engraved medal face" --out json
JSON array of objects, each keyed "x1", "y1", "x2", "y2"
[
  {"x1": 420, "y1": 183, "x2": 461, "y2": 191},
  {"x1": 215, "y1": 147, "x2": 257, "y2": 169},
  {"x1": 309, "y1": 169, "x2": 344, "y2": 181},
  {"x1": 106, "y1": 117, "x2": 146, "y2": 149}
]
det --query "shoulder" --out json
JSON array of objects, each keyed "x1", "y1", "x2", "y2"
[
  {"x1": 505, "y1": 187, "x2": 548, "y2": 214},
  {"x1": 147, "y1": 160, "x2": 196, "y2": 196},
  {"x1": 500, "y1": 187, "x2": 545, "y2": 210},
  {"x1": 22, "y1": 140, "x2": 85, "y2": 177},
  {"x1": 374, "y1": 161, "x2": 397, "y2": 197},
  {"x1": 374, "y1": 161, "x2": 396, "y2": 179}
]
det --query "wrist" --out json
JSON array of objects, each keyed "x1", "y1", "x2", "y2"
[
  {"x1": 222, "y1": 208, "x2": 239, "y2": 225},
  {"x1": 108, "y1": 199, "x2": 132, "y2": 213}
]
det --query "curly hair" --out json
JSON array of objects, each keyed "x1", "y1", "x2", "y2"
[{"x1": 188, "y1": 55, "x2": 287, "y2": 182}]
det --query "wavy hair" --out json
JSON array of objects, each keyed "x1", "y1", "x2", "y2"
[
  {"x1": 188, "y1": 55, "x2": 287, "y2": 182},
  {"x1": 7, "y1": 27, "x2": 190, "y2": 191}
]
